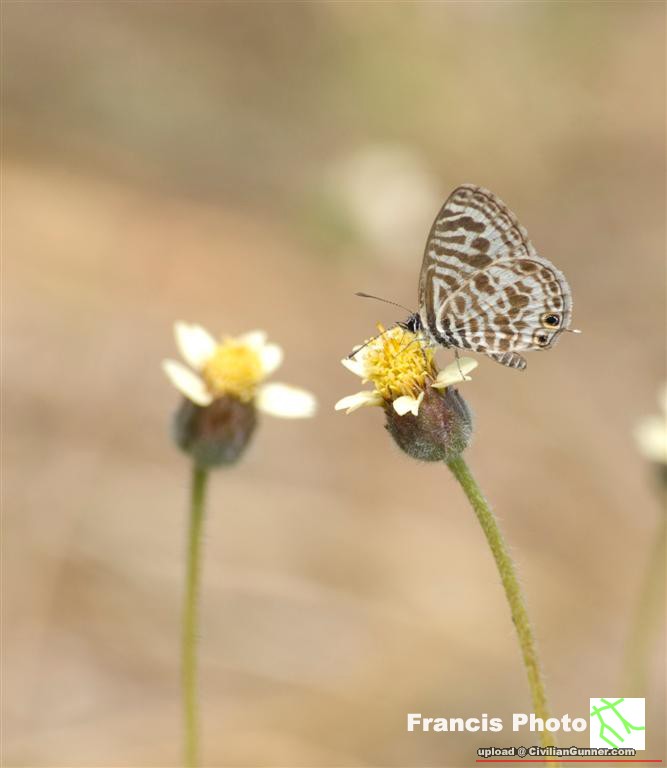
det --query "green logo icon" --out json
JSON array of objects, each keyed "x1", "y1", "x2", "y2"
[{"x1": 589, "y1": 698, "x2": 645, "y2": 750}]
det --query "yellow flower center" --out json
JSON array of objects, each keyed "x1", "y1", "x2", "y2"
[
  {"x1": 202, "y1": 339, "x2": 264, "y2": 401},
  {"x1": 364, "y1": 325, "x2": 435, "y2": 401}
]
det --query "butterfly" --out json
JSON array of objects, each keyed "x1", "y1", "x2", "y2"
[{"x1": 361, "y1": 184, "x2": 578, "y2": 371}]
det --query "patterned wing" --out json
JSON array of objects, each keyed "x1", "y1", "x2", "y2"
[{"x1": 418, "y1": 184, "x2": 573, "y2": 370}]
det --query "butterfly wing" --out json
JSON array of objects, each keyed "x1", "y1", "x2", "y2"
[{"x1": 418, "y1": 184, "x2": 573, "y2": 370}]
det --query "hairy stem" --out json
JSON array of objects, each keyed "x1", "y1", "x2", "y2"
[
  {"x1": 624, "y1": 504, "x2": 666, "y2": 694},
  {"x1": 447, "y1": 455, "x2": 557, "y2": 752},
  {"x1": 182, "y1": 464, "x2": 209, "y2": 767}
]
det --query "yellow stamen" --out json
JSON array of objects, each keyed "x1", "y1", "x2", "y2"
[
  {"x1": 202, "y1": 339, "x2": 264, "y2": 401},
  {"x1": 364, "y1": 325, "x2": 435, "y2": 401}
]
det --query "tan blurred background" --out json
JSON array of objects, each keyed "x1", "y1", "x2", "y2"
[{"x1": 2, "y1": 2, "x2": 665, "y2": 767}]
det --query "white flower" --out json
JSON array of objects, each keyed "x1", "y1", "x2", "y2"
[
  {"x1": 334, "y1": 325, "x2": 477, "y2": 416},
  {"x1": 162, "y1": 322, "x2": 316, "y2": 418},
  {"x1": 635, "y1": 385, "x2": 667, "y2": 465}
]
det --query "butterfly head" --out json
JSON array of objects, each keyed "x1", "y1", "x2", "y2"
[{"x1": 397, "y1": 313, "x2": 422, "y2": 335}]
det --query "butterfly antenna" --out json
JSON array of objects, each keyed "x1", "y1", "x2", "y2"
[
  {"x1": 564, "y1": 328, "x2": 583, "y2": 334},
  {"x1": 355, "y1": 292, "x2": 413, "y2": 315}
]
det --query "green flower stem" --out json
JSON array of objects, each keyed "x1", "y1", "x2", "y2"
[
  {"x1": 624, "y1": 505, "x2": 666, "y2": 695},
  {"x1": 447, "y1": 455, "x2": 557, "y2": 752},
  {"x1": 182, "y1": 464, "x2": 209, "y2": 768}
]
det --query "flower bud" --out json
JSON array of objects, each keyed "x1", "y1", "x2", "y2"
[
  {"x1": 384, "y1": 383, "x2": 473, "y2": 463},
  {"x1": 172, "y1": 395, "x2": 257, "y2": 468}
]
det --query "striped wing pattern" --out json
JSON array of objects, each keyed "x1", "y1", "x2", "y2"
[{"x1": 418, "y1": 184, "x2": 573, "y2": 370}]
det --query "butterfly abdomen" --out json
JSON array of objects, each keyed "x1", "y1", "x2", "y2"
[{"x1": 489, "y1": 351, "x2": 527, "y2": 370}]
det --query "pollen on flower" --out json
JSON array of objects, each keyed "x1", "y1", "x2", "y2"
[
  {"x1": 364, "y1": 325, "x2": 435, "y2": 401},
  {"x1": 202, "y1": 339, "x2": 264, "y2": 401}
]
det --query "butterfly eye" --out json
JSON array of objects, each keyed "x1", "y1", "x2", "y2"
[{"x1": 542, "y1": 313, "x2": 561, "y2": 328}]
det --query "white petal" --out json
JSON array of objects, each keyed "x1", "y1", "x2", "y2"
[
  {"x1": 256, "y1": 382, "x2": 316, "y2": 418},
  {"x1": 392, "y1": 391, "x2": 423, "y2": 416},
  {"x1": 431, "y1": 357, "x2": 478, "y2": 389},
  {"x1": 162, "y1": 359, "x2": 213, "y2": 406},
  {"x1": 635, "y1": 416, "x2": 667, "y2": 465},
  {"x1": 341, "y1": 356, "x2": 366, "y2": 378},
  {"x1": 334, "y1": 390, "x2": 383, "y2": 414},
  {"x1": 174, "y1": 322, "x2": 217, "y2": 370},
  {"x1": 259, "y1": 343, "x2": 284, "y2": 377},
  {"x1": 237, "y1": 330, "x2": 268, "y2": 350}
]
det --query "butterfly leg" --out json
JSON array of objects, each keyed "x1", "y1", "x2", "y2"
[
  {"x1": 415, "y1": 331, "x2": 440, "y2": 367},
  {"x1": 488, "y1": 351, "x2": 527, "y2": 370},
  {"x1": 452, "y1": 348, "x2": 467, "y2": 380},
  {"x1": 394, "y1": 331, "x2": 428, "y2": 360}
]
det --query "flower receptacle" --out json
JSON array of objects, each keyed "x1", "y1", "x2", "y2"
[
  {"x1": 173, "y1": 395, "x2": 257, "y2": 468},
  {"x1": 384, "y1": 384, "x2": 473, "y2": 463}
]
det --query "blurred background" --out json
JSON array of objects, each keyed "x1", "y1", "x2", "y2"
[{"x1": 2, "y1": 2, "x2": 665, "y2": 766}]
